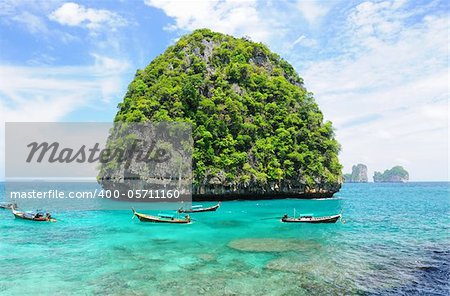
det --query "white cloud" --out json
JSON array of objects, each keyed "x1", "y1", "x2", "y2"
[
  {"x1": 10, "y1": 11, "x2": 49, "y2": 34},
  {"x1": 144, "y1": 0, "x2": 273, "y2": 42},
  {"x1": 0, "y1": 65, "x2": 90, "y2": 180},
  {"x1": 291, "y1": 35, "x2": 318, "y2": 48},
  {"x1": 0, "y1": 66, "x2": 86, "y2": 122},
  {"x1": 296, "y1": 1, "x2": 330, "y2": 24},
  {"x1": 0, "y1": 55, "x2": 130, "y2": 179},
  {"x1": 49, "y1": 2, "x2": 126, "y2": 32},
  {"x1": 0, "y1": 55, "x2": 129, "y2": 111},
  {"x1": 0, "y1": 1, "x2": 80, "y2": 42},
  {"x1": 91, "y1": 54, "x2": 130, "y2": 102},
  {"x1": 300, "y1": 1, "x2": 449, "y2": 181},
  {"x1": 347, "y1": 0, "x2": 406, "y2": 46}
]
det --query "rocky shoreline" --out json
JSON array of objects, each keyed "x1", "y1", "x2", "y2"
[
  {"x1": 192, "y1": 191, "x2": 338, "y2": 201},
  {"x1": 192, "y1": 182, "x2": 341, "y2": 201}
]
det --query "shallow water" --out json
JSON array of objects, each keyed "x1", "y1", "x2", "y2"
[{"x1": 0, "y1": 182, "x2": 449, "y2": 295}]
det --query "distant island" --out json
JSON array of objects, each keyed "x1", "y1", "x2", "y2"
[
  {"x1": 343, "y1": 164, "x2": 368, "y2": 183},
  {"x1": 373, "y1": 166, "x2": 409, "y2": 183},
  {"x1": 344, "y1": 164, "x2": 409, "y2": 183}
]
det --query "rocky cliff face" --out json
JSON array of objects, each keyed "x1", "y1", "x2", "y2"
[
  {"x1": 101, "y1": 29, "x2": 343, "y2": 199},
  {"x1": 373, "y1": 166, "x2": 409, "y2": 183},
  {"x1": 344, "y1": 164, "x2": 368, "y2": 183}
]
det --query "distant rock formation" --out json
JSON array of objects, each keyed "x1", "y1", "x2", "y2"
[
  {"x1": 343, "y1": 173, "x2": 352, "y2": 182},
  {"x1": 344, "y1": 164, "x2": 368, "y2": 183},
  {"x1": 373, "y1": 166, "x2": 409, "y2": 183}
]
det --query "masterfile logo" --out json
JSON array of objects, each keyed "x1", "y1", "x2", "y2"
[
  {"x1": 4, "y1": 122, "x2": 193, "y2": 210},
  {"x1": 5, "y1": 122, "x2": 189, "y2": 178}
]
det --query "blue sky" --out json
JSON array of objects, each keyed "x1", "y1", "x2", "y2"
[{"x1": 0, "y1": 0, "x2": 448, "y2": 181}]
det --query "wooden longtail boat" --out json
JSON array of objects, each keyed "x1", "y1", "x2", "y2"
[
  {"x1": 281, "y1": 214, "x2": 341, "y2": 223},
  {"x1": 12, "y1": 209, "x2": 56, "y2": 222},
  {"x1": 132, "y1": 208, "x2": 191, "y2": 224},
  {"x1": 0, "y1": 202, "x2": 17, "y2": 210},
  {"x1": 178, "y1": 202, "x2": 221, "y2": 213}
]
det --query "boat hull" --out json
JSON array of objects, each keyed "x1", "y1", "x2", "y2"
[
  {"x1": 281, "y1": 214, "x2": 341, "y2": 223},
  {"x1": 178, "y1": 203, "x2": 220, "y2": 213},
  {"x1": 12, "y1": 210, "x2": 56, "y2": 222},
  {"x1": 132, "y1": 209, "x2": 190, "y2": 224},
  {"x1": 0, "y1": 203, "x2": 16, "y2": 210}
]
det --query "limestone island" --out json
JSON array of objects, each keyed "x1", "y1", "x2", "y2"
[
  {"x1": 373, "y1": 166, "x2": 409, "y2": 183},
  {"x1": 343, "y1": 164, "x2": 368, "y2": 183},
  {"x1": 98, "y1": 29, "x2": 343, "y2": 200}
]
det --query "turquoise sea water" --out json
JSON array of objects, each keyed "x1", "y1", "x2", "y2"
[{"x1": 0, "y1": 182, "x2": 449, "y2": 295}]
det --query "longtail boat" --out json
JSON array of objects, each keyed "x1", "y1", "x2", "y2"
[
  {"x1": 0, "y1": 202, "x2": 17, "y2": 210},
  {"x1": 281, "y1": 213, "x2": 341, "y2": 223},
  {"x1": 12, "y1": 209, "x2": 56, "y2": 222},
  {"x1": 132, "y1": 208, "x2": 191, "y2": 224},
  {"x1": 178, "y1": 202, "x2": 221, "y2": 213}
]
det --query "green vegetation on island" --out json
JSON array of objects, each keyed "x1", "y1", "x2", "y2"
[
  {"x1": 373, "y1": 166, "x2": 409, "y2": 183},
  {"x1": 108, "y1": 29, "x2": 342, "y2": 198},
  {"x1": 343, "y1": 164, "x2": 368, "y2": 183}
]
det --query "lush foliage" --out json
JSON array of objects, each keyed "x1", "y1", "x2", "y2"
[{"x1": 115, "y1": 29, "x2": 342, "y2": 187}]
